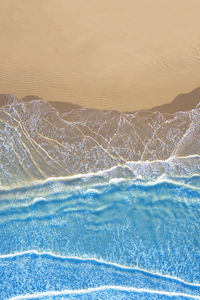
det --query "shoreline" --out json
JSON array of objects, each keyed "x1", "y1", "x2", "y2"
[{"x1": 13, "y1": 86, "x2": 200, "y2": 114}]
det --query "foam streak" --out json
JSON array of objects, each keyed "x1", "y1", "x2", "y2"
[
  {"x1": 9, "y1": 285, "x2": 200, "y2": 300},
  {"x1": 1, "y1": 250, "x2": 199, "y2": 288}
]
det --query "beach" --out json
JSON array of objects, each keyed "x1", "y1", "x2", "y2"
[{"x1": 0, "y1": 0, "x2": 200, "y2": 111}]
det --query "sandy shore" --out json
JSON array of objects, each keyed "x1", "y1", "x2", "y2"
[{"x1": 0, "y1": 0, "x2": 200, "y2": 111}]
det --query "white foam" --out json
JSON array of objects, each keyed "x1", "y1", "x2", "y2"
[
  {"x1": 0, "y1": 154, "x2": 199, "y2": 193},
  {"x1": 1, "y1": 250, "x2": 200, "y2": 288},
  {"x1": 32, "y1": 197, "x2": 47, "y2": 203},
  {"x1": 9, "y1": 285, "x2": 200, "y2": 299},
  {"x1": 109, "y1": 178, "x2": 125, "y2": 184},
  {"x1": 84, "y1": 188, "x2": 100, "y2": 195}
]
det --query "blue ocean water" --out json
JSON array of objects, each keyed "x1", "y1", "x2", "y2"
[{"x1": 0, "y1": 174, "x2": 200, "y2": 299}]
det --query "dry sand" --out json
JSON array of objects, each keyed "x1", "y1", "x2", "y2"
[{"x1": 0, "y1": 0, "x2": 200, "y2": 111}]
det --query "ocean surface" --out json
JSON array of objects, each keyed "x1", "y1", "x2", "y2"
[
  {"x1": 0, "y1": 171, "x2": 200, "y2": 299},
  {"x1": 0, "y1": 96, "x2": 200, "y2": 299}
]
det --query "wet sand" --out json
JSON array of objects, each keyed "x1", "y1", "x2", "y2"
[{"x1": 0, "y1": 0, "x2": 200, "y2": 111}]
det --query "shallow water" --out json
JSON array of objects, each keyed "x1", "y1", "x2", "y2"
[{"x1": 0, "y1": 174, "x2": 199, "y2": 299}]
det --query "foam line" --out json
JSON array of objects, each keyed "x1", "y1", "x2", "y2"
[
  {"x1": 9, "y1": 285, "x2": 200, "y2": 300},
  {"x1": 1, "y1": 250, "x2": 200, "y2": 288},
  {"x1": 0, "y1": 171, "x2": 200, "y2": 198},
  {"x1": 0, "y1": 154, "x2": 199, "y2": 192},
  {"x1": 145, "y1": 178, "x2": 200, "y2": 191}
]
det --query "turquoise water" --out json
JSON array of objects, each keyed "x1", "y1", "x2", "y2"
[{"x1": 0, "y1": 175, "x2": 200, "y2": 299}]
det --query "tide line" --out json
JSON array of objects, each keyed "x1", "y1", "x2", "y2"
[
  {"x1": 0, "y1": 154, "x2": 199, "y2": 192},
  {"x1": 9, "y1": 285, "x2": 200, "y2": 300},
  {"x1": 1, "y1": 250, "x2": 200, "y2": 288}
]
